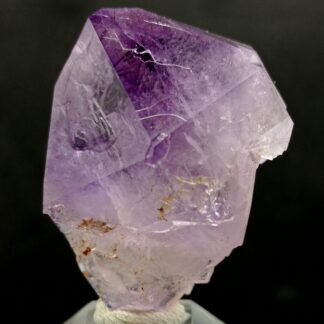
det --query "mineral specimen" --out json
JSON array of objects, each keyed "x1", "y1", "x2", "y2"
[{"x1": 43, "y1": 8, "x2": 293, "y2": 311}]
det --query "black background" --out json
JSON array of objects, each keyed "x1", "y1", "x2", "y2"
[{"x1": 1, "y1": 1, "x2": 323, "y2": 323}]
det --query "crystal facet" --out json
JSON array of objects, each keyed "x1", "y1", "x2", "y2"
[{"x1": 43, "y1": 8, "x2": 293, "y2": 311}]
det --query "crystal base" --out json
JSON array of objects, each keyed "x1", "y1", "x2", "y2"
[{"x1": 64, "y1": 299, "x2": 224, "y2": 324}]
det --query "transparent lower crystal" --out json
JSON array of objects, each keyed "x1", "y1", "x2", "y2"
[{"x1": 43, "y1": 8, "x2": 293, "y2": 311}]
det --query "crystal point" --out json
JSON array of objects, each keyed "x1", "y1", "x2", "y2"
[{"x1": 43, "y1": 8, "x2": 293, "y2": 311}]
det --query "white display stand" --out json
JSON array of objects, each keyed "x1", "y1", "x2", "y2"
[{"x1": 64, "y1": 299, "x2": 224, "y2": 324}]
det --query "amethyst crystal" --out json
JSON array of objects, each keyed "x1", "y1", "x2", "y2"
[{"x1": 43, "y1": 8, "x2": 293, "y2": 311}]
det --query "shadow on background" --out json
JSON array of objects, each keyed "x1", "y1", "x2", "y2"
[{"x1": 0, "y1": 1, "x2": 323, "y2": 323}]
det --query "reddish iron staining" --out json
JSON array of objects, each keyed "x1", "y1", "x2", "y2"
[
  {"x1": 156, "y1": 176, "x2": 212, "y2": 221},
  {"x1": 157, "y1": 206, "x2": 168, "y2": 221},
  {"x1": 83, "y1": 246, "x2": 92, "y2": 256},
  {"x1": 78, "y1": 218, "x2": 113, "y2": 233},
  {"x1": 76, "y1": 239, "x2": 94, "y2": 261}
]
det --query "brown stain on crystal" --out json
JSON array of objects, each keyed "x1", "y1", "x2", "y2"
[
  {"x1": 157, "y1": 206, "x2": 167, "y2": 221},
  {"x1": 82, "y1": 246, "x2": 92, "y2": 256},
  {"x1": 157, "y1": 175, "x2": 212, "y2": 221},
  {"x1": 78, "y1": 218, "x2": 113, "y2": 233},
  {"x1": 76, "y1": 239, "x2": 95, "y2": 261},
  {"x1": 157, "y1": 193, "x2": 175, "y2": 221},
  {"x1": 82, "y1": 271, "x2": 90, "y2": 278}
]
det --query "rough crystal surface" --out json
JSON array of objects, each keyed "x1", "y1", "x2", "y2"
[{"x1": 43, "y1": 8, "x2": 293, "y2": 311}]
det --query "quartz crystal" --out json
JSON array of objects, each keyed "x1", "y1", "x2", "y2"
[{"x1": 43, "y1": 8, "x2": 293, "y2": 311}]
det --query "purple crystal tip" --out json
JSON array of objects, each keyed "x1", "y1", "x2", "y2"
[{"x1": 43, "y1": 8, "x2": 293, "y2": 311}]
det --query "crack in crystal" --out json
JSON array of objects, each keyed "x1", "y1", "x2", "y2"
[
  {"x1": 103, "y1": 32, "x2": 192, "y2": 71},
  {"x1": 143, "y1": 19, "x2": 191, "y2": 34},
  {"x1": 139, "y1": 113, "x2": 187, "y2": 123}
]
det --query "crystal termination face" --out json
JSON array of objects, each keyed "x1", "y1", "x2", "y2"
[{"x1": 43, "y1": 8, "x2": 293, "y2": 311}]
